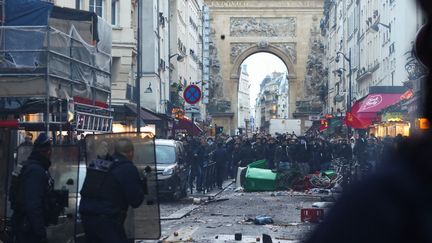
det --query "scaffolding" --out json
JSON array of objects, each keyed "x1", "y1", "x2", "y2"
[{"x1": 0, "y1": 4, "x2": 113, "y2": 133}]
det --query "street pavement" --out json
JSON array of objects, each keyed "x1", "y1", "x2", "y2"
[{"x1": 152, "y1": 180, "x2": 322, "y2": 243}]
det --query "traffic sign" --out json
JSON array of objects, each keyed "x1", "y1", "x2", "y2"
[{"x1": 183, "y1": 84, "x2": 202, "y2": 105}]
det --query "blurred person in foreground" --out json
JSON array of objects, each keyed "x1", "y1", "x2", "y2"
[
  {"x1": 10, "y1": 133, "x2": 53, "y2": 243},
  {"x1": 305, "y1": 1, "x2": 432, "y2": 242},
  {"x1": 79, "y1": 138, "x2": 145, "y2": 243}
]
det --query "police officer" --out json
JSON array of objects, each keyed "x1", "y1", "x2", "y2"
[
  {"x1": 10, "y1": 133, "x2": 53, "y2": 243},
  {"x1": 79, "y1": 138, "x2": 145, "y2": 243}
]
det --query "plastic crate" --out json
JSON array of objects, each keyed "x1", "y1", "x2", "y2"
[{"x1": 301, "y1": 208, "x2": 325, "y2": 223}]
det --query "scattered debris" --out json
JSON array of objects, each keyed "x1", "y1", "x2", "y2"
[
  {"x1": 273, "y1": 222, "x2": 302, "y2": 227},
  {"x1": 194, "y1": 219, "x2": 207, "y2": 224},
  {"x1": 203, "y1": 198, "x2": 229, "y2": 205},
  {"x1": 238, "y1": 218, "x2": 254, "y2": 225},
  {"x1": 192, "y1": 198, "x2": 201, "y2": 204},
  {"x1": 234, "y1": 187, "x2": 244, "y2": 192},
  {"x1": 309, "y1": 188, "x2": 331, "y2": 194},
  {"x1": 254, "y1": 215, "x2": 274, "y2": 225},
  {"x1": 209, "y1": 212, "x2": 230, "y2": 217},
  {"x1": 312, "y1": 202, "x2": 334, "y2": 208},
  {"x1": 206, "y1": 224, "x2": 223, "y2": 229}
]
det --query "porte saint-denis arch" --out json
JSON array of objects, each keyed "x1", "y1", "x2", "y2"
[{"x1": 205, "y1": 0, "x2": 325, "y2": 134}]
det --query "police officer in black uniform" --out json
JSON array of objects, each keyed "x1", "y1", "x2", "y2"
[
  {"x1": 79, "y1": 138, "x2": 145, "y2": 243},
  {"x1": 10, "y1": 133, "x2": 53, "y2": 243}
]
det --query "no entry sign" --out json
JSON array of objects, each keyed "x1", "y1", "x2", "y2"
[{"x1": 183, "y1": 84, "x2": 202, "y2": 105}]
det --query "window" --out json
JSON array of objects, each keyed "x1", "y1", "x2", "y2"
[
  {"x1": 155, "y1": 146, "x2": 176, "y2": 164},
  {"x1": 89, "y1": 0, "x2": 104, "y2": 17},
  {"x1": 389, "y1": 42, "x2": 395, "y2": 55},
  {"x1": 111, "y1": 0, "x2": 119, "y2": 26},
  {"x1": 75, "y1": 0, "x2": 82, "y2": 10}
]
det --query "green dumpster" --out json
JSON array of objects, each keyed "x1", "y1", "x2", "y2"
[
  {"x1": 322, "y1": 170, "x2": 335, "y2": 178},
  {"x1": 244, "y1": 167, "x2": 277, "y2": 192},
  {"x1": 247, "y1": 160, "x2": 268, "y2": 169}
]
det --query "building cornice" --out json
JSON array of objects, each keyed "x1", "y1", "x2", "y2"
[{"x1": 206, "y1": 0, "x2": 324, "y2": 10}]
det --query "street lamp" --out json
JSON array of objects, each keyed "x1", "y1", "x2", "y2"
[
  {"x1": 336, "y1": 49, "x2": 352, "y2": 137},
  {"x1": 169, "y1": 53, "x2": 185, "y2": 62},
  {"x1": 136, "y1": 0, "x2": 142, "y2": 132},
  {"x1": 366, "y1": 17, "x2": 391, "y2": 33}
]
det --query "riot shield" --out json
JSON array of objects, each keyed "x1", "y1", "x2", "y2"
[
  {"x1": 16, "y1": 145, "x2": 81, "y2": 243},
  {"x1": 84, "y1": 132, "x2": 161, "y2": 240}
]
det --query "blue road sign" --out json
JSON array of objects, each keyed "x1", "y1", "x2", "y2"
[{"x1": 183, "y1": 84, "x2": 202, "y2": 105}]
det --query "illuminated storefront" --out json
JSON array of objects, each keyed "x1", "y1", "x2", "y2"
[{"x1": 371, "y1": 112, "x2": 410, "y2": 137}]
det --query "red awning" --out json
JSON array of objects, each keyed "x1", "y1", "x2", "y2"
[
  {"x1": 173, "y1": 117, "x2": 203, "y2": 136},
  {"x1": 0, "y1": 120, "x2": 19, "y2": 128},
  {"x1": 346, "y1": 93, "x2": 403, "y2": 129}
]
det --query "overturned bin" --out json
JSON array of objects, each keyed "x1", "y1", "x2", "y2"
[
  {"x1": 244, "y1": 168, "x2": 277, "y2": 192},
  {"x1": 247, "y1": 159, "x2": 268, "y2": 169}
]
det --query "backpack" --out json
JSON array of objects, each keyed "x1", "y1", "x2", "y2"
[{"x1": 80, "y1": 158, "x2": 126, "y2": 208}]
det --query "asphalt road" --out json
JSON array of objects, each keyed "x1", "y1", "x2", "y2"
[{"x1": 156, "y1": 182, "x2": 322, "y2": 243}]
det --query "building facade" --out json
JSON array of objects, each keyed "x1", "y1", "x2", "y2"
[
  {"x1": 321, "y1": 0, "x2": 425, "y2": 115},
  {"x1": 255, "y1": 72, "x2": 289, "y2": 132},
  {"x1": 141, "y1": 0, "x2": 170, "y2": 115},
  {"x1": 54, "y1": 0, "x2": 208, "y2": 135},
  {"x1": 169, "y1": 0, "x2": 207, "y2": 121},
  {"x1": 237, "y1": 64, "x2": 251, "y2": 132}
]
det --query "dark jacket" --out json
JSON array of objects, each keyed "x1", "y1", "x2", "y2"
[
  {"x1": 265, "y1": 144, "x2": 276, "y2": 163},
  {"x1": 12, "y1": 151, "x2": 53, "y2": 239},
  {"x1": 274, "y1": 145, "x2": 291, "y2": 163},
  {"x1": 253, "y1": 144, "x2": 266, "y2": 160},
  {"x1": 232, "y1": 147, "x2": 242, "y2": 166},
  {"x1": 213, "y1": 147, "x2": 228, "y2": 166},
  {"x1": 239, "y1": 144, "x2": 255, "y2": 167},
  {"x1": 79, "y1": 153, "x2": 145, "y2": 216},
  {"x1": 340, "y1": 143, "x2": 353, "y2": 160}
]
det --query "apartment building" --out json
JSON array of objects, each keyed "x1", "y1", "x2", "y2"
[{"x1": 322, "y1": 0, "x2": 425, "y2": 114}]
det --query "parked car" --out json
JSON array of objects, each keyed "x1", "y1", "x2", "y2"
[{"x1": 155, "y1": 139, "x2": 190, "y2": 200}]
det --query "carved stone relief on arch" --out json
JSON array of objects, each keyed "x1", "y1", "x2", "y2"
[
  {"x1": 230, "y1": 17, "x2": 296, "y2": 37},
  {"x1": 230, "y1": 42, "x2": 297, "y2": 64},
  {"x1": 273, "y1": 43, "x2": 297, "y2": 63},
  {"x1": 230, "y1": 43, "x2": 255, "y2": 63}
]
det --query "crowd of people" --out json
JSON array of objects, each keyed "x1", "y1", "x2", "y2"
[{"x1": 178, "y1": 131, "x2": 407, "y2": 192}]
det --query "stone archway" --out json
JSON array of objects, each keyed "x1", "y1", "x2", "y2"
[
  {"x1": 205, "y1": 0, "x2": 324, "y2": 135},
  {"x1": 229, "y1": 43, "x2": 297, "y2": 133},
  {"x1": 230, "y1": 43, "x2": 297, "y2": 80}
]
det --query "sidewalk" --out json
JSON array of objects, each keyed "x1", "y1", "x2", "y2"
[
  {"x1": 189, "y1": 179, "x2": 234, "y2": 199},
  {"x1": 160, "y1": 179, "x2": 234, "y2": 221}
]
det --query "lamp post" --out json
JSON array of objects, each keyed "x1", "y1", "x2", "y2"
[
  {"x1": 136, "y1": 0, "x2": 142, "y2": 132},
  {"x1": 336, "y1": 48, "x2": 352, "y2": 137}
]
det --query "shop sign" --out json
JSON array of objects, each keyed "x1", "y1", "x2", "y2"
[
  {"x1": 359, "y1": 94, "x2": 382, "y2": 112},
  {"x1": 416, "y1": 118, "x2": 430, "y2": 130}
]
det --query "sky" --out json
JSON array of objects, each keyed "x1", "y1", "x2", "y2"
[{"x1": 242, "y1": 53, "x2": 288, "y2": 107}]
